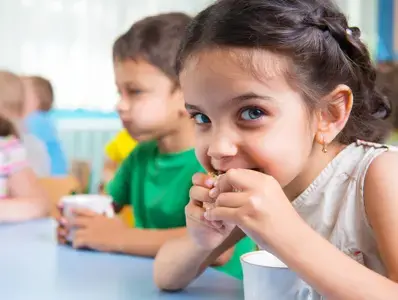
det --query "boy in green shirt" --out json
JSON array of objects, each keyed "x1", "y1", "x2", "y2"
[
  {"x1": 57, "y1": 12, "x2": 200, "y2": 256},
  {"x1": 56, "y1": 12, "x2": 254, "y2": 278}
]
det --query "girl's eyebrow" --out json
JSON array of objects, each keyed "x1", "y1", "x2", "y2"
[
  {"x1": 231, "y1": 92, "x2": 274, "y2": 102},
  {"x1": 185, "y1": 103, "x2": 201, "y2": 110},
  {"x1": 185, "y1": 92, "x2": 274, "y2": 111}
]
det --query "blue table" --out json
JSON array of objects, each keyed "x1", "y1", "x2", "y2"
[{"x1": 0, "y1": 219, "x2": 243, "y2": 300}]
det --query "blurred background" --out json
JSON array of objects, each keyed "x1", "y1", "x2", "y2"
[{"x1": 0, "y1": 0, "x2": 393, "y2": 192}]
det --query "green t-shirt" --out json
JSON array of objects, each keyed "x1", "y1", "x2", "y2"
[{"x1": 107, "y1": 140, "x2": 203, "y2": 229}]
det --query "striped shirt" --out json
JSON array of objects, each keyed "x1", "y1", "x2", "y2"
[{"x1": 0, "y1": 136, "x2": 28, "y2": 199}]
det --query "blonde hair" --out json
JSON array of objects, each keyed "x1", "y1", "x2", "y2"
[
  {"x1": 0, "y1": 71, "x2": 24, "y2": 115},
  {"x1": 26, "y1": 76, "x2": 54, "y2": 112}
]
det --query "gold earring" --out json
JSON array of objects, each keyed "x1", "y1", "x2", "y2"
[{"x1": 321, "y1": 134, "x2": 328, "y2": 153}]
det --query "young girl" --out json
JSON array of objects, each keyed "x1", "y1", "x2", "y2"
[
  {"x1": 0, "y1": 71, "x2": 51, "y2": 177},
  {"x1": 0, "y1": 73, "x2": 49, "y2": 222},
  {"x1": 154, "y1": 0, "x2": 398, "y2": 298}
]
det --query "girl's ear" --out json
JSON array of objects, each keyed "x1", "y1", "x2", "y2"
[{"x1": 315, "y1": 84, "x2": 353, "y2": 145}]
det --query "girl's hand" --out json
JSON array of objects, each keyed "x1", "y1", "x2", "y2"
[
  {"x1": 186, "y1": 173, "x2": 236, "y2": 250},
  {"x1": 204, "y1": 169, "x2": 303, "y2": 249}
]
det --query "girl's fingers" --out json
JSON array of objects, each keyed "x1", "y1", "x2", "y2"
[
  {"x1": 185, "y1": 199, "x2": 206, "y2": 221},
  {"x1": 192, "y1": 172, "x2": 216, "y2": 188},
  {"x1": 185, "y1": 200, "x2": 224, "y2": 230},
  {"x1": 189, "y1": 185, "x2": 215, "y2": 204},
  {"x1": 216, "y1": 192, "x2": 249, "y2": 208},
  {"x1": 204, "y1": 206, "x2": 237, "y2": 223},
  {"x1": 210, "y1": 220, "x2": 224, "y2": 229},
  {"x1": 217, "y1": 169, "x2": 267, "y2": 193}
]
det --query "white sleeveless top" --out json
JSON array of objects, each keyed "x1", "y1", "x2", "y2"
[{"x1": 289, "y1": 140, "x2": 396, "y2": 298}]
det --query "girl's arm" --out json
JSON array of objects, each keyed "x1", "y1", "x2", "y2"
[
  {"x1": 271, "y1": 151, "x2": 398, "y2": 299},
  {"x1": 0, "y1": 168, "x2": 49, "y2": 223},
  {"x1": 154, "y1": 227, "x2": 245, "y2": 291}
]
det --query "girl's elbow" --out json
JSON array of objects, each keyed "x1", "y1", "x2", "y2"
[
  {"x1": 153, "y1": 254, "x2": 188, "y2": 291},
  {"x1": 153, "y1": 267, "x2": 186, "y2": 292},
  {"x1": 154, "y1": 277, "x2": 184, "y2": 292}
]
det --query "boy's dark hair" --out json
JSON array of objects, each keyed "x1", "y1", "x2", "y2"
[
  {"x1": 177, "y1": 0, "x2": 391, "y2": 143},
  {"x1": 113, "y1": 12, "x2": 192, "y2": 86},
  {"x1": 29, "y1": 76, "x2": 54, "y2": 111}
]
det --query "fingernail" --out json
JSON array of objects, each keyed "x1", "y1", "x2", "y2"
[
  {"x1": 204, "y1": 211, "x2": 209, "y2": 219},
  {"x1": 205, "y1": 178, "x2": 215, "y2": 188},
  {"x1": 209, "y1": 188, "x2": 218, "y2": 198},
  {"x1": 60, "y1": 218, "x2": 67, "y2": 225}
]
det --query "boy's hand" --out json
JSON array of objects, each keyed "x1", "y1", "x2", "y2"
[
  {"x1": 204, "y1": 169, "x2": 303, "y2": 248},
  {"x1": 70, "y1": 208, "x2": 129, "y2": 252},
  {"x1": 56, "y1": 204, "x2": 69, "y2": 245},
  {"x1": 186, "y1": 173, "x2": 236, "y2": 251}
]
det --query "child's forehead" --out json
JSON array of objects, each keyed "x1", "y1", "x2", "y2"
[
  {"x1": 182, "y1": 47, "x2": 290, "y2": 82},
  {"x1": 180, "y1": 48, "x2": 296, "y2": 100},
  {"x1": 114, "y1": 58, "x2": 172, "y2": 85}
]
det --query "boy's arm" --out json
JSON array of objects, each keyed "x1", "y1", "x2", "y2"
[
  {"x1": 117, "y1": 227, "x2": 187, "y2": 257},
  {"x1": 116, "y1": 227, "x2": 234, "y2": 260},
  {"x1": 71, "y1": 210, "x2": 187, "y2": 256}
]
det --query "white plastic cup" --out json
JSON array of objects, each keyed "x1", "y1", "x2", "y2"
[
  {"x1": 241, "y1": 250, "x2": 313, "y2": 300},
  {"x1": 60, "y1": 194, "x2": 114, "y2": 242}
]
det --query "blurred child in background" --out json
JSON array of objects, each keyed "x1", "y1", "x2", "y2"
[
  {"x1": 22, "y1": 76, "x2": 68, "y2": 175},
  {"x1": 0, "y1": 71, "x2": 50, "y2": 177},
  {"x1": 0, "y1": 72, "x2": 49, "y2": 222},
  {"x1": 56, "y1": 13, "x2": 249, "y2": 274}
]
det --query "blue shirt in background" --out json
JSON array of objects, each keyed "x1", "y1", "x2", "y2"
[{"x1": 25, "y1": 111, "x2": 68, "y2": 176}]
